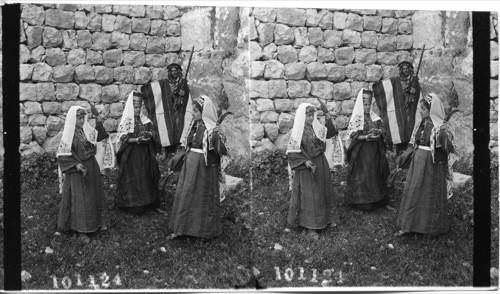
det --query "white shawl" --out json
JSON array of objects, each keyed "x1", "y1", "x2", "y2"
[
  {"x1": 180, "y1": 95, "x2": 218, "y2": 165},
  {"x1": 345, "y1": 88, "x2": 382, "y2": 148},
  {"x1": 116, "y1": 91, "x2": 152, "y2": 151},
  {"x1": 286, "y1": 103, "x2": 326, "y2": 154},
  {"x1": 57, "y1": 106, "x2": 115, "y2": 194}
]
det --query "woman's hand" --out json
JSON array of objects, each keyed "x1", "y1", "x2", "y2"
[
  {"x1": 76, "y1": 164, "x2": 87, "y2": 176},
  {"x1": 305, "y1": 161, "x2": 316, "y2": 174},
  {"x1": 137, "y1": 136, "x2": 150, "y2": 144}
]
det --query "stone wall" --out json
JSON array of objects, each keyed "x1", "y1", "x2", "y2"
[
  {"x1": 18, "y1": 4, "x2": 249, "y2": 169},
  {"x1": 15, "y1": 4, "x2": 499, "y2": 169},
  {"x1": 490, "y1": 13, "x2": 498, "y2": 157},
  {"x1": 247, "y1": 7, "x2": 490, "y2": 167},
  {"x1": 248, "y1": 8, "x2": 416, "y2": 155}
]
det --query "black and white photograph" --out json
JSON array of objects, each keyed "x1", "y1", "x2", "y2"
[{"x1": 1, "y1": 0, "x2": 498, "y2": 291}]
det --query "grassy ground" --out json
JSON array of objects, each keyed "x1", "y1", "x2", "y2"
[
  {"x1": 15, "y1": 151, "x2": 500, "y2": 289},
  {"x1": 20, "y1": 159, "x2": 254, "y2": 290},
  {"x1": 250, "y1": 151, "x2": 497, "y2": 288}
]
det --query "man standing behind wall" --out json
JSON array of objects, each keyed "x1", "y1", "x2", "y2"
[
  {"x1": 372, "y1": 61, "x2": 422, "y2": 154},
  {"x1": 141, "y1": 63, "x2": 193, "y2": 158}
]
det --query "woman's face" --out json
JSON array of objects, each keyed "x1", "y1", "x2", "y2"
[
  {"x1": 75, "y1": 114, "x2": 85, "y2": 129},
  {"x1": 362, "y1": 94, "x2": 372, "y2": 114},
  {"x1": 305, "y1": 111, "x2": 314, "y2": 126},
  {"x1": 133, "y1": 99, "x2": 142, "y2": 117},
  {"x1": 193, "y1": 104, "x2": 202, "y2": 121},
  {"x1": 419, "y1": 102, "x2": 430, "y2": 119}
]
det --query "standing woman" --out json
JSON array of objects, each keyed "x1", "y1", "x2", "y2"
[
  {"x1": 168, "y1": 95, "x2": 227, "y2": 240},
  {"x1": 57, "y1": 106, "x2": 110, "y2": 241},
  {"x1": 115, "y1": 91, "x2": 161, "y2": 214},
  {"x1": 396, "y1": 93, "x2": 454, "y2": 236},
  {"x1": 286, "y1": 103, "x2": 339, "y2": 239},
  {"x1": 345, "y1": 89, "x2": 390, "y2": 210}
]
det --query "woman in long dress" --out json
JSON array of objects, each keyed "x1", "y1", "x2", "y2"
[
  {"x1": 396, "y1": 93, "x2": 454, "y2": 236},
  {"x1": 115, "y1": 91, "x2": 161, "y2": 214},
  {"x1": 346, "y1": 89, "x2": 390, "y2": 210},
  {"x1": 286, "y1": 103, "x2": 339, "y2": 239},
  {"x1": 57, "y1": 106, "x2": 110, "y2": 241},
  {"x1": 168, "y1": 95, "x2": 227, "y2": 240}
]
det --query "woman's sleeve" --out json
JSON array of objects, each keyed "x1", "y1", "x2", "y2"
[
  {"x1": 325, "y1": 118, "x2": 338, "y2": 139},
  {"x1": 288, "y1": 150, "x2": 312, "y2": 170},
  {"x1": 347, "y1": 129, "x2": 363, "y2": 150},
  {"x1": 211, "y1": 129, "x2": 228, "y2": 157},
  {"x1": 95, "y1": 120, "x2": 109, "y2": 142},
  {"x1": 58, "y1": 155, "x2": 80, "y2": 173},
  {"x1": 374, "y1": 120, "x2": 387, "y2": 138},
  {"x1": 117, "y1": 133, "x2": 133, "y2": 156},
  {"x1": 146, "y1": 123, "x2": 161, "y2": 154},
  {"x1": 437, "y1": 127, "x2": 455, "y2": 155}
]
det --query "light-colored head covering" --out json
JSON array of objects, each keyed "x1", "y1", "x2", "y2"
[
  {"x1": 427, "y1": 93, "x2": 445, "y2": 129},
  {"x1": 410, "y1": 92, "x2": 446, "y2": 163},
  {"x1": 286, "y1": 103, "x2": 326, "y2": 154},
  {"x1": 181, "y1": 95, "x2": 218, "y2": 164},
  {"x1": 345, "y1": 88, "x2": 382, "y2": 147},
  {"x1": 57, "y1": 106, "x2": 98, "y2": 193},
  {"x1": 116, "y1": 91, "x2": 152, "y2": 150},
  {"x1": 57, "y1": 106, "x2": 97, "y2": 157}
]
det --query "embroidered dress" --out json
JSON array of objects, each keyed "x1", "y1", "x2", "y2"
[
  {"x1": 397, "y1": 94, "x2": 454, "y2": 235},
  {"x1": 346, "y1": 90, "x2": 390, "y2": 209},
  {"x1": 286, "y1": 103, "x2": 339, "y2": 229},
  {"x1": 116, "y1": 117, "x2": 160, "y2": 213},
  {"x1": 168, "y1": 96, "x2": 227, "y2": 238},
  {"x1": 57, "y1": 106, "x2": 109, "y2": 233},
  {"x1": 115, "y1": 91, "x2": 160, "y2": 213}
]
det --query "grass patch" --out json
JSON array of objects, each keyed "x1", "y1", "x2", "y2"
[
  {"x1": 16, "y1": 150, "x2": 500, "y2": 289},
  {"x1": 20, "y1": 157, "x2": 253, "y2": 290},
  {"x1": 251, "y1": 150, "x2": 490, "y2": 288}
]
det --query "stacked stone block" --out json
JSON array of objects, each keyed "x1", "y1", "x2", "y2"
[
  {"x1": 491, "y1": 12, "x2": 499, "y2": 155},
  {"x1": 249, "y1": 8, "x2": 414, "y2": 152},
  {"x1": 20, "y1": 4, "x2": 184, "y2": 155}
]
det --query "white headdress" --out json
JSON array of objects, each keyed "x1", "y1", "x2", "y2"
[
  {"x1": 116, "y1": 91, "x2": 152, "y2": 151},
  {"x1": 180, "y1": 95, "x2": 218, "y2": 165},
  {"x1": 57, "y1": 106, "x2": 98, "y2": 194},
  {"x1": 286, "y1": 103, "x2": 326, "y2": 154},
  {"x1": 410, "y1": 93, "x2": 445, "y2": 163},
  {"x1": 57, "y1": 106, "x2": 97, "y2": 157},
  {"x1": 345, "y1": 88, "x2": 382, "y2": 148}
]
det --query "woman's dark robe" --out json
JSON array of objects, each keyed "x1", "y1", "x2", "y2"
[
  {"x1": 397, "y1": 119, "x2": 454, "y2": 235},
  {"x1": 57, "y1": 122, "x2": 109, "y2": 233},
  {"x1": 346, "y1": 114, "x2": 390, "y2": 208},
  {"x1": 116, "y1": 118, "x2": 161, "y2": 213},
  {"x1": 168, "y1": 121, "x2": 227, "y2": 238},
  {"x1": 287, "y1": 119, "x2": 338, "y2": 229}
]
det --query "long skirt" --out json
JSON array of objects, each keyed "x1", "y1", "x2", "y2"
[
  {"x1": 397, "y1": 148, "x2": 449, "y2": 235},
  {"x1": 116, "y1": 144, "x2": 160, "y2": 213},
  {"x1": 168, "y1": 150, "x2": 221, "y2": 238},
  {"x1": 287, "y1": 153, "x2": 338, "y2": 229},
  {"x1": 347, "y1": 141, "x2": 388, "y2": 205},
  {"x1": 58, "y1": 157, "x2": 109, "y2": 233}
]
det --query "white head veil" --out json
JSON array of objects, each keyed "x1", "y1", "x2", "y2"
[
  {"x1": 57, "y1": 106, "x2": 98, "y2": 193},
  {"x1": 116, "y1": 91, "x2": 152, "y2": 150},
  {"x1": 409, "y1": 92, "x2": 446, "y2": 163},
  {"x1": 57, "y1": 106, "x2": 97, "y2": 157},
  {"x1": 180, "y1": 95, "x2": 218, "y2": 165},
  {"x1": 345, "y1": 88, "x2": 382, "y2": 147},
  {"x1": 286, "y1": 103, "x2": 326, "y2": 154}
]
